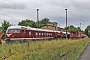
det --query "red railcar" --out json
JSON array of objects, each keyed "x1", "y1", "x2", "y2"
[
  {"x1": 70, "y1": 31, "x2": 82, "y2": 38},
  {"x1": 6, "y1": 26, "x2": 61, "y2": 42},
  {"x1": 0, "y1": 33, "x2": 4, "y2": 44},
  {"x1": 6, "y1": 26, "x2": 75, "y2": 43}
]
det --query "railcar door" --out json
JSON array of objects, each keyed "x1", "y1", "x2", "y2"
[
  {"x1": 21, "y1": 29, "x2": 25, "y2": 38},
  {"x1": 31, "y1": 30, "x2": 35, "y2": 38}
]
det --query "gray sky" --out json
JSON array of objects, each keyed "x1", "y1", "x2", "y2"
[{"x1": 0, "y1": 0, "x2": 90, "y2": 30}]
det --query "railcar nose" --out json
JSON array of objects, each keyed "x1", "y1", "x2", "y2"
[{"x1": 6, "y1": 33, "x2": 12, "y2": 37}]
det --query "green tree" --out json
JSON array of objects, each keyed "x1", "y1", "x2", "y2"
[
  {"x1": 84, "y1": 25, "x2": 90, "y2": 35},
  {"x1": 40, "y1": 18, "x2": 49, "y2": 25},
  {"x1": 38, "y1": 18, "x2": 50, "y2": 28},
  {"x1": 77, "y1": 27, "x2": 81, "y2": 31},
  {"x1": 0, "y1": 26, "x2": 2, "y2": 33},
  {"x1": 18, "y1": 19, "x2": 36, "y2": 27},
  {"x1": 1, "y1": 20, "x2": 11, "y2": 33},
  {"x1": 68, "y1": 25, "x2": 81, "y2": 32},
  {"x1": 68, "y1": 25, "x2": 75, "y2": 32}
]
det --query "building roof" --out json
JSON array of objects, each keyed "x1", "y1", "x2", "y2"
[
  {"x1": 49, "y1": 22, "x2": 57, "y2": 24},
  {"x1": 42, "y1": 25, "x2": 56, "y2": 27}
]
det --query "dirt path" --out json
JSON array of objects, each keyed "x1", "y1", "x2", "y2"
[{"x1": 79, "y1": 43, "x2": 90, "y2": 60}]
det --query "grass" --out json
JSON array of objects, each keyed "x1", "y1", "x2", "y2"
[{"x1": 0, "y1": 38, "x2": 90, "y2": 60}]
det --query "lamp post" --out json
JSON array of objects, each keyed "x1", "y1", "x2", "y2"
[
  {"x1": 65, "y1": 9, "x2": 68, "y2": 39},
  {"x1": 37, "y1": 9, "x2": 39, "y2": 28}
]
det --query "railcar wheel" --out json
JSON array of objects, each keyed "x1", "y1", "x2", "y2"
[
  {"x1": 23, "y1": 39, "x2": 27, "y2": 42},
  {"x1": 6, "y1": 39, "x2": 11, "y2": 44}
]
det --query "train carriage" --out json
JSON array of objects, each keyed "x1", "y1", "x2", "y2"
[
  {"x1": 70, "y1": 31, "x2": 82, "y2": 38},
  {"x1": 6, "y1": 25, "x2": 84, "y2": 43},
  {"x1": 6, "y1": 26, "x2": 58, "y2": 42}
]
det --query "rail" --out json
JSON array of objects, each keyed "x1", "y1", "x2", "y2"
[{"x1": 54, "y1": 42, "x2": 86, "y2": 60}]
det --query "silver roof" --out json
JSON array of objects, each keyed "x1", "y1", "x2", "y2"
[{"x1": 7, "y1": 26, "x2": 59, "y2": 32}]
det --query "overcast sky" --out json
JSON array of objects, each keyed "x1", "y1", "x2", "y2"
[{"x1": 0, "y1": 0, "x2": 90, "y2": 30}]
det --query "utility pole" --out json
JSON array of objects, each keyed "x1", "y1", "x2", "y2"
[
  {"x1": 59, "y1": 24, "x2": 60, "y2": 28},
  {"x1": 65, "y1": 9, "x2": 68, "y2": 39},
  {"x1": 80, "y1": 23, "x2": 81, "y2": 30},
  {"x1": 37, "y1": 9, "x2": 39, "y2": 28},
  {"x1": 59, "y1": 24, "x2": 60, "y2": 31}
]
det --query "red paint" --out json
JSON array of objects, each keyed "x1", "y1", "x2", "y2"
[
  {"x1": 70, "y1": 31, "x2": 82, "y2": 38},
  {"x1": 0, "y1": 33, "x2": 4, "y2": 44}
]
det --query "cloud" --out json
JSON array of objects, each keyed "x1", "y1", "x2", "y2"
[
  {"x1": 0, "y1": 1, "x2": 26, "y2": 9},
  {"x1": 0, "y1": 0, "x2": 90, "y2": 30}
]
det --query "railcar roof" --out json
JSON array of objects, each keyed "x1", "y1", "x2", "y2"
[
  {"x1": 7, "y1": 26, "x2": 56, "y2": 32},
  {"x1": 7, "y1": 26, "x2": 26, "y2": 29},
  {"x1": 62, "y1": 32, "x2": 70, "y2": 34},
  {"x1": 54, "y1": 31, "x2": 61, "y2": 33},
  {"x1": 26, "y1": 26, "x2": 54, "y2": 32}
]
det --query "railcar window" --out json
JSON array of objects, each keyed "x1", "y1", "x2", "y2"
[
  {"x1": 12, "y1": 29, "x2": 15, "y2": 32},
  {"x1": 14, "y1": 29, "x2": 20, "y2": 33},
  {"x1": 39, "y1": 33, "x2": 41, "y2": 35},
  {"x1": 42, "y1": 33, "x2": 43, "y2": 35},
  {"x1": 44, "y1": 32, "x2": 46, "y2": 35},
  {"x1": 36, "y1": 32, "x2": 38, "y2": 35},
  {"x1": 78, "y1": 32, "x2": 80, "y2": 37},
  {"x1": 14, "y1": 29, "x2": 17, "y2": 32},
  {"x1": 8, "y1": 29, "x2": 12, "y2": 32},
  {"x1": 17, "y1": 29, "x2": 20, "y2": 33},
  {"x1": 29, "y1": 31, "x2": 31, "y2": 35},
  {"x1": 7, "y1": 29, "x2": 20, "y2": 33}
]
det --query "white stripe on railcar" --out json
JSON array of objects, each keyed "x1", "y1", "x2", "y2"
[{"x1": 8, "y1": 37, "x2": 54, "y2": 40}]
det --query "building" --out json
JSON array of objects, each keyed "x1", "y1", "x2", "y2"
[
  {"x1": 41, "y1": 22, "x2": 64, "y2": 31},
  {"x1": 57, "y1": 27, "x2": 65, "y2": 31}
]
